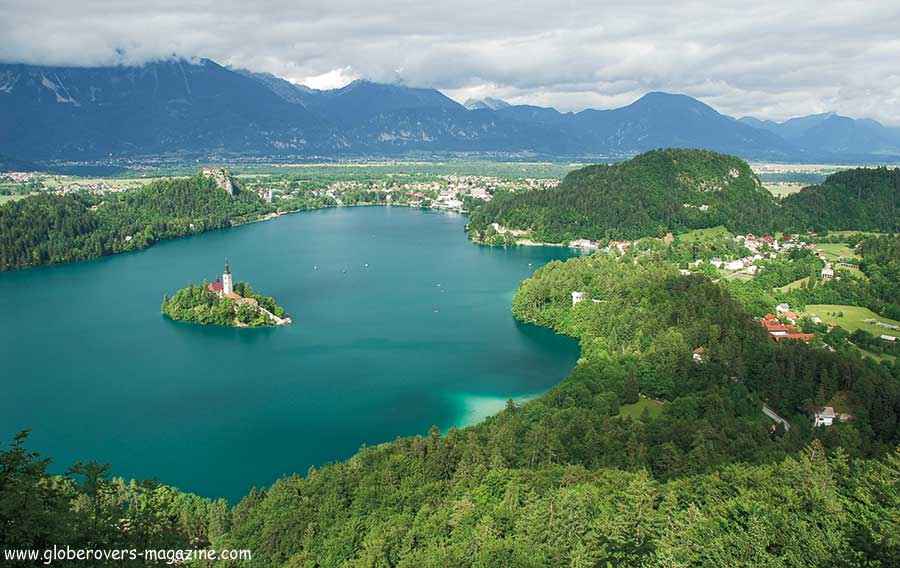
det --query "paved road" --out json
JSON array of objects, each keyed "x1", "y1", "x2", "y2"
[{"x1": 762, "y1": 404, "x2": 791, "y2": 431}]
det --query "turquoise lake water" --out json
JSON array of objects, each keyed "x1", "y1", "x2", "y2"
[{"x1": 0, "y1": 206, "x2": 579, "y2": 501}]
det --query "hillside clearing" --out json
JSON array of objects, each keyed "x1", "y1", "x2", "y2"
[
  {"x1": 815, "y1": 243, "x2": 859, "y2": 260},
  {"x1": 805, "y1": 304, "x2": 900, "y2": 336},
  {"x1": 679, "y1": 225, "x2": 732, "y2": 243},
  {"x1": 618, "y1": 396, "x2": 665, "y2": 420}
]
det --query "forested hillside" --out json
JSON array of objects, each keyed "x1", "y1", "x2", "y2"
[
  {"x1": 468, "y1": 149, "x2": 779, "y2": 242},
  {"x1": 0, "y1": 173, "x2": 274, "y2": 271},
  {"x1": 467, "y1": 151, "x2": 900, "y2": 244},
  {"x1": 782, "y1": 167, "x2": 900, "y2": 232}
]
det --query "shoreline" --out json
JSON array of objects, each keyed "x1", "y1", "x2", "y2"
[{"x1": 2, "y1": 200, "x2": 565, "y2": 274}]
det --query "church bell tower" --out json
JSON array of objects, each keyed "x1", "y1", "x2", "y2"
[{"x1": 222, "y1": 258, "x2": 233, "y2": 295}]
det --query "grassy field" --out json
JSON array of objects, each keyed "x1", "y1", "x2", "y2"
[
  {"x1": 0, "y1": 194, "x2": 32, "y2": 205},
  {"x1": 775, "y1": 277, "x2": 811, "y2": 293},
  {"x1": 827, "y1": 230, "x2": 892, "y2": 238},
  {"x1": 852, "y1": 344, "x2": 896, "y2": 364},
  {"x1": 679, "y1": 225, "x2": 732, "y2": 243},
  {"x1": 815, "y1": 243, "x2": 859, "y2": 260},
  {"x1": 765, "y1": 182, "x2": 808, "y2": 198},
  {"x1": 40, "y1": 176, "x2": 162, "y2": 189},
  {"x1": 805, "y1": 304, "x2": 900, "y2": 335},
  {"x1": 618, "y1": 396, "x2": 665, "y2": 420}
]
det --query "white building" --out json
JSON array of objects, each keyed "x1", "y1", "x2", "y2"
[
  {"x1": 222, "y1": 259, "x2": 234, "y2": 296},
  {"x1": 776, "y1": 303, "x2": 791, "y2": 314},
  {"x1": 821, "y1": 266, "x2": 834, "y2": 280},
  {"x1": 569, "y1": 239, "x2": 598, "y2": 250},
  {"x1": 692, "y1": 347, "x2": 706, "y2": 363},
  {"x1": 571, "y1": 291, "x2": 584, "y2": 306},
  {"x1": 725, "y1": 260, "x2": 744, "y2": 270},
  {"x1": 813, "y1": 407, "x2": 837, "y2": 427}
]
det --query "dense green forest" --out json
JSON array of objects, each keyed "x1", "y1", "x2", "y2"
[
  {"x1": 467, "y1": 150, "x2": 900, "y2": 244},
  {"x1": 0, "y1": 173, "x2": 274, "y2": 271},
  {"x1": 162, "y1": 282, "x2": 287, "y2": 327},
  {"x1": 782, "y1": 168, "x2": 900, "y2": 233},
  {"x1": 0, "y1": 171, "x2": 343, "y2": 271},
  {"x1": 5, "y1": 256, "x2": 899, "y2": 566},
  {"x1": 0, "y1": 431, "x2": 230, "y2": 567},
  {"x1": 467, "y1": 149, "x2": 780, "y2": 242},
  {"x1": 6, "y1": 434, "x2": 897, "y2": 567}
]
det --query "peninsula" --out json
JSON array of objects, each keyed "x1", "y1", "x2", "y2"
[{"x1": 162, "y1": 259, "x2": 291, "y2": 327}]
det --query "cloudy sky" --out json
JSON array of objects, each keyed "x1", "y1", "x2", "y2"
[{"x1": 3, "y1": 0, "x2": 899, "y2": 124}]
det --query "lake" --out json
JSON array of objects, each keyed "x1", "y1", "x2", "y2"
[{"x1": 0, "y1": 206, "x2": 579, "y2": 501}]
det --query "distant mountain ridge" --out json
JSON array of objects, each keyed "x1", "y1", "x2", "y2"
[
  {"x1": 2, "y1": 58, "x2": 899, "y2": 163},
  {"x1": 739, "y1": 113, "x2": 900, "y2": 156},
  {"x1": 464, "y1": 97, "x2": 511, "y2": 110}
]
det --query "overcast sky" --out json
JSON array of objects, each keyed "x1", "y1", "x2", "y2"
[{"x1": 2, "y1": 0, "x2": 899, "y2": 124}]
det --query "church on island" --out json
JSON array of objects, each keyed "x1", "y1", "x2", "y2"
[{"x1": 207, "y1": 259, "x2": 258, "y2": 307}]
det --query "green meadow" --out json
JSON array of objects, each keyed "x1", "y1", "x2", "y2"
[
  {"x1": 618, "y1": 396, "x2": 665, "y2": 420},
  {"x1": 805, "y1": 304, "x2": 900, "y2": 335}
]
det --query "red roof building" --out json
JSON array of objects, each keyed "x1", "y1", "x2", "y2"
[
  {"x1": 759, "y1": 315, "x2": 814, "y2": 342},
  {"x1": 208, "y1": 280, "x2": 224, "y2": 293}
]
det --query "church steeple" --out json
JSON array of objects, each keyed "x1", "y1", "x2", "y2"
[{"x1": 222, "y1": 258, "x2": 233, "y2": 295}]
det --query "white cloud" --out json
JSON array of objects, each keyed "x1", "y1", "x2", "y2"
[
  {"x1": 298, "y1": 67, "x2": 358, "y2": 90},
  {"x1": 1, "y1": 0, "x2": 899, "y2": 124}
]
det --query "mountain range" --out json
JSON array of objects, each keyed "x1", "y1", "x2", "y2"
[{"x1": 2, "y1": 57, "x2": 899, "y2": 164}]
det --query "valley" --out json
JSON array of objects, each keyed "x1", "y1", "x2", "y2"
[
  {"x1": 4, "y1": 4, "x2": 900, "y2": 567},
  {"x1": 2, "y1": 151, "x2": 899, "y2": 566}
]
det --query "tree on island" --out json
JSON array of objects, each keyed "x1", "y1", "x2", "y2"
[{"x1": 161, "y1": 281, "x2": 287, "y2": 327}]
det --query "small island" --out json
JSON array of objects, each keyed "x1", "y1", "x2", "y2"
[{"x1": 162, "y1": 259, "x2": 291, "y2": 327}]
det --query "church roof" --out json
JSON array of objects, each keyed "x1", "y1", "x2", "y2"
[{"x1": 208, "y1": 281, "x2": 224, "y2": 292}]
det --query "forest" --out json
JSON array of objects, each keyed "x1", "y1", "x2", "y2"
[
  {"x1": 781, "y1": 168, "x2": 900, "y2": 233},
  {"x1": 0, "y1": 173, "x2": 339, "y2": 271},
  {"x1": 4, "y1": 256, "x2": 899, "y2": 567}
]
